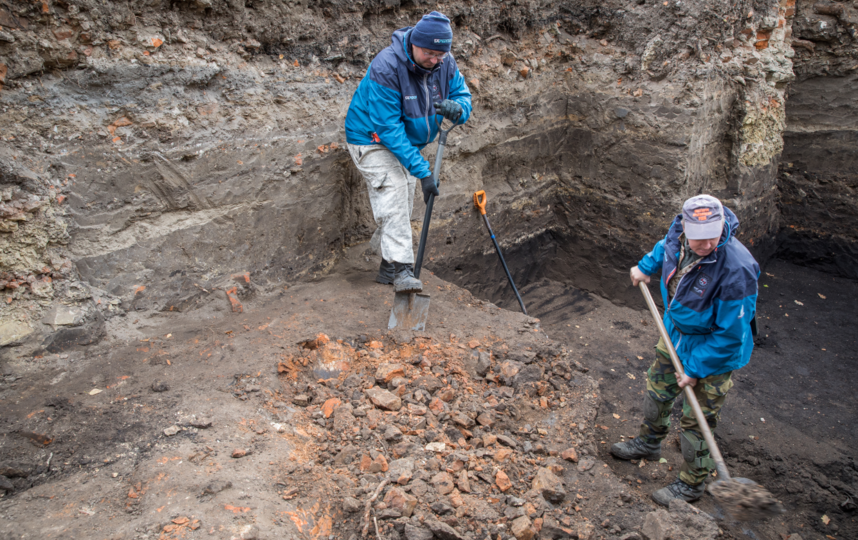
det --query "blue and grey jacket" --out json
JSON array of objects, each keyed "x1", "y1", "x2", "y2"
[
  {"x1": 345, "y1": 27, "x2": 472, "y2": 179},
  {"x1": 637, "y1": 207, "x2": 760, "y2": 379}
]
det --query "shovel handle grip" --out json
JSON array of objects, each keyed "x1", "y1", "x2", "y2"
[{"x1": 473, "y1": 190, "x2": 487, "y2": 215}]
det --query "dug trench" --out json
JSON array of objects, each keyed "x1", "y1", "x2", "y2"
[{"x1": 427, "y1": 199, "x2": 858, "y2": 540}]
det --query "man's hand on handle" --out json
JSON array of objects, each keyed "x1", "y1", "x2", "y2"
[
  {"x1": 630, "y1": 265, "x2": 651, "y2": 286},
  {"x1": 421, "y1": 175, "x2": 438, "y2": 204},
  {"x1": 434, "y1": 100, "x2": 463, "y2": 123},
  {"x1": 678, "y1": 373, "x2": 698, "y2": 389}
]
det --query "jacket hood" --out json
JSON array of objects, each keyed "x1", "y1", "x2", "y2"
[{"x1": 392, "y1": 27, "x2": 442, "y2": 75}]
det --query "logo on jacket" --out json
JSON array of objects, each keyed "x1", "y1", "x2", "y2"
[
  {"x1": 404, "y1": 95, "x2": 417, "y2": 100},
  {"x1": 692, "y1": 273, "x2": 711, "y2": 297}
]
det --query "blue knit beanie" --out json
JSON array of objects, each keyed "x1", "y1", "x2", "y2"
[{"x1": 411, "y1": 11, "x2": 453, "y2": 52}]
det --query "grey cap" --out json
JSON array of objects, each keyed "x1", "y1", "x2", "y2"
[{"x1": 682, "y1": 195, "x2": 724, "y2": 240}]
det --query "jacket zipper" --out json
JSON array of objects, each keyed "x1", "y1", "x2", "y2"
[{"x1": 422, "y1": 73, "x2": 431, "y2": 144}]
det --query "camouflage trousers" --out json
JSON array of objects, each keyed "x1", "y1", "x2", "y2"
[{"x1": 638, "y1": 338, "x2": 734, "y2": 486}]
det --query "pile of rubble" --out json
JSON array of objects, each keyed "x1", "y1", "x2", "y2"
[{"x1": 245, "y1": 332, "x2": 699, "y2": 540}]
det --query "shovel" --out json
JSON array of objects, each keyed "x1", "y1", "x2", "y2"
[
  {"x1": 638, "y1": 281, "x2": 785, "y2": 521},
  {"x1": 473, "y1": 190, "x2": 527, "y2": 315},
  {"x1": 388, "y1": 109, "x2": 458, "y2": 331}
]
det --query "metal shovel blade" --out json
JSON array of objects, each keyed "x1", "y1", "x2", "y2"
[{"x1": 388, "y1": 292, "x2": 431, "y2": 331}]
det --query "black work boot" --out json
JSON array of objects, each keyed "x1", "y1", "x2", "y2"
[
  {"x1": 651, "y1": 479, "x2": 705, "y2": 506},
  {"x1": 609, "y1": 437, "x2": 661, "y2": 460},
  {"x1": 376, "y1": 260, "x2": 395, "y2": 285},
  {"x1": 393, "y1": 263, "x2": 422, "y2": 293}
]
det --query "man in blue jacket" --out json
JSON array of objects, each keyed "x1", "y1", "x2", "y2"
[
  {"x1": 610, "y1": 195, "x2": 759, "y2": 506},
  {"x1": 345, "y1": 11, "x2": 472, "y2": 293}
]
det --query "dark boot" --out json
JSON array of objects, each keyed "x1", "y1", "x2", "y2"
[
  {"x1": 376, "y1": 260, "x2": 395, "y2": 285},
  {"x1": 651, "y1": 479, "x2": 705, "y2": 506},
  {"x1": 393, "y1": 263, "x2": 422, "y2": 293},
  {"x1": 609, "y1": 437, "x2": 661, "y2": 460}
]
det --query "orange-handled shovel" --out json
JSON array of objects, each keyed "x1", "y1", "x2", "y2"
[{"x1": 473, "y1": 190, "x2": 527, "y2": 315}]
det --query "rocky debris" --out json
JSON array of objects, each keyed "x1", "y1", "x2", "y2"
[
  {"x1": 163, "y1": 425, "x2": 180, "y2": 436},
  {"x1": 532, "y1": 467, "x2": 566, "y2": 503},
  {"x1": 292, "y1": 394, "x2": 311, "y2": 407},
  {"x1": 256, "y1": 331, "x2": 611, "y2": 539},
  {"x1": 365, "y1": 386, "x2": 402, "y2": 411},
  {"x1": 510, "y1": 515, "x2": 536, "y2": 540},
  {"x1": 641, "y1": 499, "x2": 720, "y2": 540}
]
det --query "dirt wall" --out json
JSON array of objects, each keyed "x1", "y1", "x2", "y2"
[
  {"x1": 776, "y1": 0, "x2": 858, "y2": 278},
  {"x1": 0, "y1": 0, "x2": 802, "y2": 355}
]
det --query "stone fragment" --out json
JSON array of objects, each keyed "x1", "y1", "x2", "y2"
[
  {"x1": 42, "y1": 305, "x2": 82, "y2": 328},
  {"x1": 404, "y1": 524, "x2": 434, "y2": 540},
  {"x1": 448, "y1": 488, "x2": 464, "y2": 507},
  {"x1": 577, "y1": 457, "x2": 595, "y2": 472},
  {"x1": 511, "y1": 515, "x2": 536, "y2": 540},
  {"x1": 321, "y1": 398, "x2": 341, "y2": 418},
  {"x1": 407, "y1": 403, "x2": 427, "y2": 415},
  {"x1": 413, "y1": 375, "x2": 443, "y2": 394},
  {"x1": 384, "y1": 424, "x2": 403, "y2": 442},
  {"x1": 428, "y1": 397, "x2": 447, "y2": 414},
  {"x1": 561, "y1": 447, "x2": 578, "y2": 462},
  {"x1": 164, "y1": 425, "x2": 180, "y2": 436},
  {"x1": 456, "y1": 470, "x2": 470, "y2": 493},
  {"x1": 369, "y1": 454, "x2": 388, "y2": 473},
  {"x1": 495, "y1": 469, "x2": 512, "y2": 492},
  {"x1": 476, "y1": 412, "x2": 494, "y2": 427},
  {"x1": 451, "y1": 411, "x2": 474, "y2": 428},
  {"x1": 532, "y1": 468, "x2": 566, "y2": 502},
  {"x1": 431, "y1": 471, "x2": 456, "y2": 495},
  {"x1": 497, "y1": 435, "x2": 518, "y2": 448},
  {"x1": 387, "y1": 457, "x2": 414, "y2": 485},
  {"x1": 189, "y1": 418, "x2": 212, "y2": 429},
  {"x1": 513, "y1": 364, "x2": 545, "y2": 389},
  {"x1": 425, "y1": 442, "x2": 446, "y2": 453},
  {"x1": 482, "y1": 434, "x2": 498, "y2": 446},
  {"x1": 292, "y1": 394, "x2": 311, "y2": 406},
  {"x1": 0, "y1": 321, "x2": 32, "y2": 347},
  {"x1": 578, "y1": 521, "x2": 595, "y2": 540},
  {"x1": 365, "y1": 387, "x2": 402, "y2": 411},
  {"x1": 476, "y1": 352, "x2": 492, "y2": 376},
  {"x1": 494, "y1": 448, "x2": 513, "y2": 462},
  {"x1": 342, "y1": 496, "x2": 361, "y2": 513},
  {"x1": 152, "y1": 381, "x2": 169, "y2": 392},
  {"x1": 231, "y1": 449, "x2": 247, "y2": 458},
  {"x1": 376, "y1": 363, "x2": 405, "y2": 384},
  {"x1": 499, "y1": 361, "x2": 523, "y2": 385},
  {"x1": 437, "y1": 387, "x2": 456, "y2": 402},
  {"x1": 425, "y1": 519, "x2": 465, "y2": 540},
  {"x1": 640, "y1": 499, "x2": 719, "y2": 540},
  {"x1": 384, "y1": 487, "x2": 417, "y2": 517},
  {"x1": 360, "y1": 454, "x2": 373, "y2": 472}
]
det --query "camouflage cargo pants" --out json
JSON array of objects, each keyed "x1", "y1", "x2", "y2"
[{"x1": 639, "y1": 337, "x2": 734, "y2": 486}]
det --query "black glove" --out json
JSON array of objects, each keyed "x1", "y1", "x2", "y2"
[
  {"x1": 434, "y1": 100, "x2": 463, "y2": 123},
  {"x1": 421, "y1": 175, "x2": 439, "y2": 203}
]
